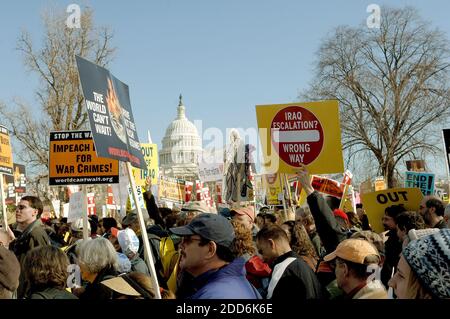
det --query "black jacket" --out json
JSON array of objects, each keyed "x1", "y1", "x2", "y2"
[
  {"x1": 79, "y1": 266, "x2": 118, "y2": 300},
  {"x1": 380, "y1": 230, "x2": 402, "y2": 287},
  {"x1": 269, "y1": 251, "x2": 323, "y2": 300},
  {"x1": 306, "y1": 191, "x2": 347, "y2": 254}
]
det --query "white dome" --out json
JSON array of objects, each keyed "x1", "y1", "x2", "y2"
[{"x1": 159, "y1": 95, "x2": 202, "y2": 180}]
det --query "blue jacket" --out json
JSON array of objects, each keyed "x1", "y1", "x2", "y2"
[{"x1": 189, "y1": 257, "x2": 262, "y2": 299}]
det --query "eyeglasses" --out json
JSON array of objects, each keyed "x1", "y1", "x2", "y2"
[
  {"x1": 17, "y1": 205, "x2": 31, "y2": 210},
  {"x1": 181, "y1": 236, "x2": 203, "y2": 245}
]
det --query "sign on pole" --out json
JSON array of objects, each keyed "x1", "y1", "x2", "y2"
[
  {"x1": 49, "y1": 131, "x2": 119, "y2": 185},
  {"x1": 361, "y1": 188, "x2": 423, "y2": 233},
  {"x1": 0, "y1": 125, "x2": 13, "y2": 176},
  {"x1": 68, "y1": 191, "x2": 86, "y2": 223},
  {"x1": 0, "y1": 125, "x2": 13, "y2": 228},
  {"x1": 404, "y1": 171, "x2": 435, "y2": 196},
  {"x1": 131, "y1": 143, "x2": 159, "y2": 187},
  {"x1": 76, "y1": 56, "x2": 161, "y2": 299},
  {"x1": 256, "y1": 100, "x2": 343, "y2": 174},
  {"x1": 75, "y1": 56, "x2": 146, "y2": 170},
  {"x1": 262, "y1": 173, "x2": 283, "y2": 205},
  {"x1": 442, "y1": 129, "x2": 450, "y2": 173}
]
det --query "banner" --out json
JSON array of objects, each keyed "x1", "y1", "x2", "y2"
[
  {"x1": 0, "y1": 125, "x2": 13, "y2": 175},
  {"x1": 158, "y1": 176, "x2": 185, "y2": 204},
  {"x1": 404, "y1": 171, "x2": 435, "y2": 196},
  {"x1": 131, "y1": 143, "x2": 159, "y2": 187},
  {"x1": 256, "y1": 100, "x2": 343, "y2": 174},
  {"x1": 311, "y1": 175, "x2": 344, "y2": 198},
  {"x1": 199, "y1": 162, "x2": 224, "y2": 182},
  {"x1": 49, "y1": 131, "x2": 119, "y2": 185},
  {"x1": 361, "y1": 188, "x2": 423, "y2": 233},
  {"x1": 76, "y1": 56, "x2": 146, "y2": 169}
]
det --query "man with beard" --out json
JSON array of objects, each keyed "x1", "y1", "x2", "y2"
[
  {"x1": 419, "y1": 196, "x2": 447, "y2": 229},
  {"x1": 380, "y1": 205, "x2": 405, "y2": 288},
  {"x1": 170, "y1": 214, "x2": 260, "y2": 299}
]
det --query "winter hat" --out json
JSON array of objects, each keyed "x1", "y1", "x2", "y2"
[
  {"x1": 403, "y1": 228, "x2": 450, "y2": 299},
  {"x1": 0, "y1": 246, "x2": 20, "y2": 291},
  {"x1": 333, "y1": 209, "x2": 349, "y2": 222},
  {"x1": 117, "y1": 228, "x2": 140, "y2": 257}
]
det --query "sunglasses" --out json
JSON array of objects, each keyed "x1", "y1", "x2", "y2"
[{"x1": 17, "y1": 205, "x2": 32, "y2": 210}]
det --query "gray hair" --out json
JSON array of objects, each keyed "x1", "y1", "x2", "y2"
[{"x1": 76, "y1": 237, "x2": 118, "y2": 274}]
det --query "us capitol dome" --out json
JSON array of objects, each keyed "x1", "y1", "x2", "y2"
[{"x1": 159, "y1": 95, "x2": 202, "y2": 180}]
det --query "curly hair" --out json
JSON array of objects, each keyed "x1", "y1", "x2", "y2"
[
  {"x1": 24, "y1": 246, "x2": 69, "y2": 290},
  {"x1": 283, "y1": 221, "x2": 319, "y2": 263},
  {"x1": 230, "y1": 220, "x2": 256, "y2": 257}
]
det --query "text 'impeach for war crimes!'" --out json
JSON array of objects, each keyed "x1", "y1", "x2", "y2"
[{"x1": 48, "y1": 131, "x2": 119, "y2": 185}]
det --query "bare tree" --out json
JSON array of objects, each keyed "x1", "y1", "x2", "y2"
[
  {"x1": 0, "y1": 6, "x2": 115, "y2": 199},
  {"x1": 302, "y1": 7, "x2": 450, "y2": 187}
]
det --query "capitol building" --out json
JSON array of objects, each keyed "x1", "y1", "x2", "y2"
[{"x1": 159, "y1": 95, "x2": 202, "y2": 180}]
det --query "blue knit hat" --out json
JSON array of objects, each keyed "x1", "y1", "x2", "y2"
[{"x1": 403, "y1": 228, "x2": 450, "y2": 299}]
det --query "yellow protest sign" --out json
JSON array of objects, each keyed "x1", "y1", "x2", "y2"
[
  {"x1": 262, "y1": 173, "x2": 282, "y2": 205},
  {"x1": 0, "y1": 125, "x2": 14, "y2": 175},
  {"x1": 158, "y1": 176, "x2": 185, "y2": 204},
  {"x1": 256, "y1": 100, "x2": 343, "y2": 175},
  {"x1": 361, "y1": 188, "x2": 423, "y2": 233},
  {"x1": 132, "y1": 143, "x2": 159, "y2": 187}
]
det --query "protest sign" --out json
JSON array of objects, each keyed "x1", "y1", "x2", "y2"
[
  {"x1": 76, "y1": 56, "x2": 146, "y2": 169},
  {"x1": 49, "y1": 131, "x2": 119, "y2": 185},
  {"x1": 256, "y1": 100, "x2": 343, "y2": 174},
  {"x1": 404, "y1": 171, "x2": 435, "y2": 196},
  {"x1": 361, "y1": 188, "x2": 423, "y2": 233}
]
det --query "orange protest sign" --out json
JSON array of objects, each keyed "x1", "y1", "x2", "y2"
[
  {"x1": 49, "y1": 131, "x2": 119, "y2": 185},
  {"x1": 311, "y1": 175, "x2": 344, "y2": 198},
  {"x1": 0, "y1": 125, "x2": 13, "y2": 175}
]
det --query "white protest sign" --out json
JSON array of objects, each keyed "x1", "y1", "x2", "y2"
[
  {"x1": 112, "y1": 161, "x2": 130, "y2": 217},
  {"x1": 68, "y1": 191, "x2": 86, "y2": 223},
  {"x1": 52, "y1": 200, "x2": 61, "y2": 218}
]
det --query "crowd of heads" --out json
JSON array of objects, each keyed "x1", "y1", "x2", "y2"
[{"x1": 0, "y1": 185, "x2": 449, "y2": 301}]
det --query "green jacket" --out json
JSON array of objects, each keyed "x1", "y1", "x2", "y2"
[{"x1": 11, "y1": 219, "x2": 51, "y2": 298}]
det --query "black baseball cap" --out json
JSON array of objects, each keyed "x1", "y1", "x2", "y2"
[{"x1": 170, "y1": 213, "x2": 235, "y2": 248}]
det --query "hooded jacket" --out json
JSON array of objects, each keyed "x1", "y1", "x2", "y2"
[{"x1": 188, "y1": 257, "x2": 261, "y2": 299}]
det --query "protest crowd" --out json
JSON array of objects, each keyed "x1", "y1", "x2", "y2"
[
  {"x1": 0, "y1": 162, "x2": 449, "y2": 300},
  {"x1": 0, "y1": 55, "x2": 449, "y2": 303}
]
